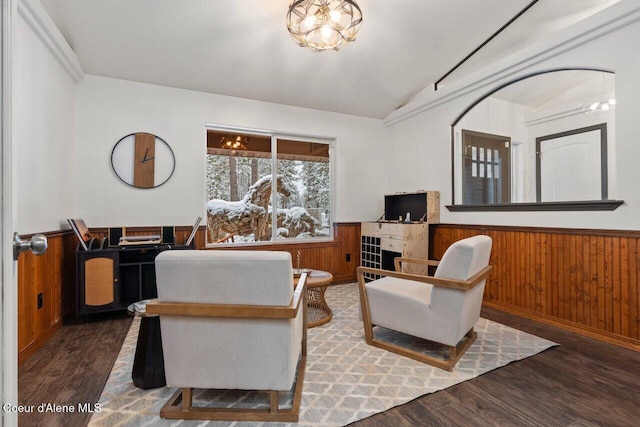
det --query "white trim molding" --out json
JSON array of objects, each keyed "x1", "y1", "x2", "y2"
[
  {"x1": 524, "y1": 90, "x2": 616, "y2": 127},
  {"x1": 384, "y1": 0, "x2": 640, "y2": 127},
  {"x1": 17, "y1": 0, "x2": 83, "y2": 82},
  {"x1": 2, "y1": 0, "x2": 18, "y2": 424}
]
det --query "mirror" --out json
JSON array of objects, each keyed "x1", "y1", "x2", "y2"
[
  {"x1": 111, "y1": 132, "x2": 176, "y2": 188},
  {"x1": 450, "y1": 69, "x2": 618, "y2": 210}
]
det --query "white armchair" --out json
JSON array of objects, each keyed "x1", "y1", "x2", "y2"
[
  {"x1": 146, "y1": 250, "x2": 307, "y2": 422},
  {"x1": 357, "y1": 235, "x2": 493, "y2": 371}
]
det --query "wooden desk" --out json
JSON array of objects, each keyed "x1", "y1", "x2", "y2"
[{"x1": 296, "y1": 270, "x2": 333, "y2": 328}]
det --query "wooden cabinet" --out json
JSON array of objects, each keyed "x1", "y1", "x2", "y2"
[
  {"x1": 361, "y1": 191, "x2": 439, "y2": 280},
  {"x1": 361, "y1": 222, "x2": 430, "y2": 277},
  {"x1": 76, "y1": 245, "x2": 191, "y2": 316}
]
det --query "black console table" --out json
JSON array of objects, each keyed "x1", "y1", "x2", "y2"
[
  {"x1": 128, "y1": 301, "x2": 166, "y2": 389},
  {"x1": 76, "y1": 244, "x2": 192, "y2": 316}
]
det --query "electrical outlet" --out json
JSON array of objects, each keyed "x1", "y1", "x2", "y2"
[
  {"x1": 346, "y1": 253, "x2": 351, "y2": 262},
  {"x1": 37, "y1": 293, "x2": 43, "y2": 309}
]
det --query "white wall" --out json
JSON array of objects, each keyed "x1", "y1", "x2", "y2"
[
  {"x1": 22, "y1": 0, "x2": 640, "y2": 233},
  {"x1": 14, "y1": 13, "x2": 76, "y2": 234},
  {"x1": 74, "y1": 76, "x2": 388, "y2": 227},
  {"x1": 385, "y1": 1, "x2": 640, "y2": 230}
]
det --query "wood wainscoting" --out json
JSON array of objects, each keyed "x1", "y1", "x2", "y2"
[
  {"x1": 17, "y1": 230, "x2": 77, "y2": 365},
  {"x1": 430, "y1": 224, "x2": 640, "y2": 351},
  {"x1": 199, "y1": 223, "x2": 362, "y2": 284},
  {"x1": 17, "y1": 222, "x2": 361, "y2": 364}
]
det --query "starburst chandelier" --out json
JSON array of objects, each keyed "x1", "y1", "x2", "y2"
[
  {"x1": 286, "y1": 0, "x2": 363, "y2": 52},
  {"x1": 220, "y1": 135, "x2": 249, "y2": 151}
]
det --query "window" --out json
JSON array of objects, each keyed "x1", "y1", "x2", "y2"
[{"x1": 205, "y1": 128, "x2": 332, "y2": 245}]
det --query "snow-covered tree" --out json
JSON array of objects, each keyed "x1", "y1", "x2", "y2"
[
  {"x1": 302, "y1": 161, "x2": 330, "y2": 210},
  {"x1": 206, "y1": 155, "x2": 229, "y2": 201},
  {"x1": 207, "y1": 154, "x2": 271, "y2": 203},
  {"x1": 277, "y1": 159, "x2": 302, "y2": 208}
]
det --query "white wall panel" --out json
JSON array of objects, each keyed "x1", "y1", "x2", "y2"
[
  {"x1": 15, "y1": 14, "x2": 76, "y2": 233},
  {"x1": 74, "y1": 76, "x2": 388, "y2": 227}
]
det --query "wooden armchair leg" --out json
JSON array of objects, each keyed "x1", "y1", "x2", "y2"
[
  {"x1": 447, "y1": 328, "x2": 477, "y2": 369},
  {"x1": 270, "y1": 390, "x2": 279, "y2": 414},
  {"x1": 182, "y1": 388, "x2": 192, "y2": 411}
]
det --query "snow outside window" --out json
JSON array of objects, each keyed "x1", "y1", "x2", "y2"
[{"x1": 205, "y1": 129, "x2": 332, "y2": 245}]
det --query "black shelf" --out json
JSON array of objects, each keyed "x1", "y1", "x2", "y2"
[{"x1": 76, "y1": 244, "x2": 192, "y2": 316}]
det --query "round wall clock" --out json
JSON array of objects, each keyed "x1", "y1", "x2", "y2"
[{"x1": 110, "y1": 132, "x2": 176, "y2": 188}]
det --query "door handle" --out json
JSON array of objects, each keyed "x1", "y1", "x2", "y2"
[{"x1": 13, "y1": 232, "x2": 48, "y2": 260}]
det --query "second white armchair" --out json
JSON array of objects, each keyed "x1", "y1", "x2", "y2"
[{"x1": 357, "y1": 235, "x2": 493, "y2": 371}]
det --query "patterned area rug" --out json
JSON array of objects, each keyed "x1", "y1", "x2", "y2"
[{"x1": 90, "y1": 283, "x2": 557, "y2": 426}]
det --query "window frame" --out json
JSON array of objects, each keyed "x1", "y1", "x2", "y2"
[{"x1": 204, "y1": 123, "x2": 336, "y2": 246}]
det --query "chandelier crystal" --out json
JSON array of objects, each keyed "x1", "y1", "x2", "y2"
[
  {"x1": 220, "y1": 135, "x2": 249, "y2": 151},
  {"x1": 286, "y1": 0, "x2": 363, "y2": 52}
]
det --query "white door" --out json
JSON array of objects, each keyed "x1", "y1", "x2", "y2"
[
  {"x1": 2, "y1": 1, "x2": 18, "y2": 425},
  {"x1": 540, "y1": 129, "x2": 602, "y2": 202}
]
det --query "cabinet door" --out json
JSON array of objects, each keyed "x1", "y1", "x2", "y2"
[{"x1": 77, "y1": 251, "x2": 119, "y2": 314}]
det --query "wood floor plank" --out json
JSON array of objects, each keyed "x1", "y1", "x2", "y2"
[
  {"x1": 442, "y1": 381, "x2": 543, "y2": 426},
  {"x1": 18, "y1": 312, "x2": 132, "y2": 427},
  {"x1": 451, "y1": 361, "x2": 581, "y2": 426}
]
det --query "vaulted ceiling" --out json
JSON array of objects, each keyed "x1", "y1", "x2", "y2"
[{"x1": 39, "y1": 0, "x2": 619, "y2": 118}]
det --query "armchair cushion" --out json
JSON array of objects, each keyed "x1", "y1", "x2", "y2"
[{"x1": 366, "y1": 277, "x2": 432, "y2": 338}]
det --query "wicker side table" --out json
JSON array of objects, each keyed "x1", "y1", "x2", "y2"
[{"x1": 296, "y1": 270, "x2": 334, "y2": 328}]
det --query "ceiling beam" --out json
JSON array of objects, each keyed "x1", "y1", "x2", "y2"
[
  {"x1": 17, "y1": 0, "x2": 84, "y2": 82},
  {"x1": 434, "y1": 0, "x2": 539, "y2": 91}
]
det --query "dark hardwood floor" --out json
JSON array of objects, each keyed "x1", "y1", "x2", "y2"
[
  {"x1": 355, "y1": 306, "x2": 640, "y2": 427},
  {"x1": 18, "y1": 305, "x2": 640, "y2": 426},
  {"x1": 18, "y1": 312, "x2": 132, "y2": 427}
]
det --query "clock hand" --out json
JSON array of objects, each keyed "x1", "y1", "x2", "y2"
[{"x1": 141, "y1": 147, "x2": 155, "y2": 163}]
